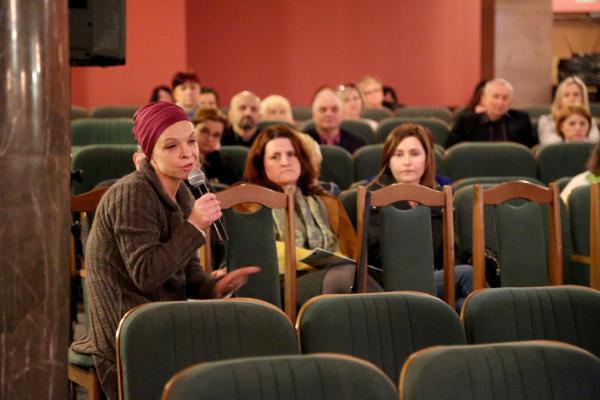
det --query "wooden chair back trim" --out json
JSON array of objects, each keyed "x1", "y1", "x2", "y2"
[
  {"x1": 71, "y1": 187, "x2": 109, "y2": 213},
  {"x1": 357, "y1": 184, "x2": 455, "y2": 308},
  {"x1": 471, "y1": 182, "x2": 563, "y2": 290},
  {"x1": 217, "y1": 184, "x2": 287, "y2": 209},
  {"x1": 591, "y1": 183, "x2": 600, "y2": 290}
]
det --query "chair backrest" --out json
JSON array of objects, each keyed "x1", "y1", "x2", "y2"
[
  {"x1": 339, "y1": 188, "x2": 358, "y2": 229},
  {"x1": 569, "y1": 184, "x2": 600, "y2": 289},
  {"x1": 536, "y1": 142, "x2": 596, "y2": 184},
  {"x1": 395, "y1": 106, "x2": 455, "y2": 124},
  {"x1": 301, "y1": 119, "x2": 375, "y2": 145},
  {"x1": 71, "y1": 144, "x2": 137, "y2": 194},
  {"x1": 116, "y1": 299, "x2": 299, "y2": 400},
  {"x1": 352, "y1": 144, "x2": 445, "y2": 183},
  {"x1": 71, "y1": 118, "x2": 135, "y2": 146},
  {"x1": 470, "y1": 181, "x2": 562, "y2": 289},
  {"x1": 399, "y1": 340, "x2": 600, "y2": 400},
  {"x1": 291, "y1": 105, "x2": 312, "y2": 123},
  {"x1": 218, "y1": 145, "x2": 248, "y2": 182},
  {"x1": 162, "y1": 354, "x2": 398, "y2": 400},
  {"x1": 356, "y1": 184, "x2": 455, "y2": 308},
  {"x1": 90, "y1": 105, "x2": 139, "y2": 118},
  {"x1": 213, "y1": 184, "x2": 297, "y2": 320},
  {"x1": 255, "y1": 120, "x2": 296, "y2": 133},
  {"x1": 377, "y1": 117, "x2": 450, "y2": 147},
  {"x1": 517, "y1": 104, "x2": 551, "y2": 120},
  {"x1": 445, "y1": 142, "x2": 537, "y2": 182},
  {"x1": 451, "y1": 176, "x2": 544, "y2": 192},
  {"x1": 319, "y1": 145, "x2": 354, "y2": 190},
  {"x1": 590, "y1": 102, "x2": 600, "y2": 118},
  {"x1": 70, "y1": 105, "x2": 88, "y2": 120},
  {"x1": 360, "y1": 107, "x2": 393, "y2": 121},
  {"x1": 296, "y1": 292, "x2": 466, "y2": 383},
  {"x1": 462, "y1": 286, "x2": 600, "y2": 357}
]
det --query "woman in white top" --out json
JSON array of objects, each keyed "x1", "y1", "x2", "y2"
[
  {"x1": 561, "y1": 143, "x2": 600, "y2": 204},
  {"x1": 538, "y1": 76, "x2": 599, "y2": 145}
]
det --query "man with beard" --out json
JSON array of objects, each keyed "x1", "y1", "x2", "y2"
[
  {"x1": 447, "y1": 78, "x2": 536, "y2": 148},
  {"x1": 303, "y1": 86, "x2": 366, "y2": 154},
  {"x1": 221, "y1": 91, "x2": 262, "y2": 147}
]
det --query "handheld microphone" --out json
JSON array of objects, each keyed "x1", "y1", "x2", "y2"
[{"x1": 188, "y1": 168, "x2": 228, "y2": 244}]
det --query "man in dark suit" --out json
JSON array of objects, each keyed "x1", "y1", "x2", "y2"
[
  {"x1": 447, "y1": 78, "x2": 537, "y2": 148},
  {"x1": 303, "y1": 86, "x2": 366, "y2": 154}
]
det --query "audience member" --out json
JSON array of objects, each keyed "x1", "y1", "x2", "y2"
[
  {"x1": 303, "y1": 86, "x2": 366, "y2": 154},
  {"x1": 447, "y1": 78, "x2": 536, "y2": 148},
  {"x1": 222, "y1": 90, "x2": 261, "y2": 147},
  {"x1": 337, "y1": 83, "x2": 378, "y2": 131},
  {"x1": 357, "y1": 75, "x2": 386, "y2": 109},
  {"x1": 538, "y1": 76, "x2": 599, "y2": 145},
  {"x1": 191, "y1": 108, "x2": 239, "y2": 185},
  {"x1": 366, "y1": 123, "x2": 473, "y2": 310},
  {"x1": 260, "y1": 94, "x2": 295, "y2": 124},
  {"x1": 555, "y1": 105, "x2": 593, "y2": 143},
  {"x1": 199, "y1": 86, "x2": 219, "y2": 110},
  {"x1": 383, "y1": 85, "x2": 402, "y2": 110},
  {"x1": 171, "y1": 71, "x2": 202, "y2": 119},
  {"x1": 244, "y1": 125, "x2": 367, "y2": 305},
  {"x1": 561, "y1": 143, "x2": 600, "y2": 204},
  {"x1": 463, "y1": 79, "x2": 488, "y2": 113},
  {"x1": 149, "y1": 85, "x2": 173, "y2": 103},
  {"x1": 71, "y1": 102, "x2": 259, "y2": 400}
]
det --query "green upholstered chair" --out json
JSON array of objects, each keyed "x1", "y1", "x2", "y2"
[
  {"x1": 467, "y1": 181, "x2": 563, "y2": 289},
  {"x1": 212, "y1": 184, "x2": 297, "y2": 320},
  {"x1": 89, "y1": 105, "x2": 139, "y2": 118},
  {"x1": 395, "y1": 106, "x2": 455, "y2": 124},
  {"x1": 569, "y1": 184, "x2": 600, "y2": 289},
  {"x1": 360, "y1": 107, "x2": 394, "y2": 121},
  {"x1": 255, "y1": 120, "x2": 296, "y2": 133},
  {"x1": 71, "y1": 144, "x2": 138, "y2": 194},
  {"x1": 352, "y1": 144, "x2": 445, "y2": 183},
  {"x1": 70, "y1": 105, "x2": 88, "y2": 120},
  {"x1": 517, "y1": 104, "x2": 551, "y2": 120},
  {"x1": 116, "y1": 299, "x2": 299, "y2": 400},
  {"x1": 301, "y1": 119, "x2": 376, "y2": 145},
  {"x1": 71, "y1": 117, "x2": 135, "y2": 146},
  {"x1": 590, "y1": 102, "x2": 600, "y2": 118},
  {"x1": 162, "y1": 354, "x2": 398, "y2": 400},
  {"x1": 536, "y1": 142, "x2": 596, "y2": 184},
  {"x1": 339, "y1": 188, "x2": 359, "y2": 229},
  {"x1": 296, "y1": 292, "x2": 466, "y2": 383},
  {"x1": 445, "y1": 142, "x2": 537, "y2": 182},
  {"x1": 399, "y1": 340, "x2": 600, "y2": 400},
  {"x1": 376, "y1": 117, "x2": 451, "y2": 147},
  {"x1": 319, "y1": 145, "x2": 354, "y2": 190},
  {"x1": 461, "y1": 286, "x2": 600, "y2": 358},
  {"x1": 356, "y1": 184, "x2": 456, "y2": 308},
  {"x1": 218, "y1": 145, "x2": 248, "y2": 182},
  {"x1": 291, "y1": 105, "x2": 312, "y2": 123},
  {"x1": 451, "y1": 176, "x2": 543, "y2": 192}
]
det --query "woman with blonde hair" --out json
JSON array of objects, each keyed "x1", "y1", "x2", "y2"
[
  {"x1": 260, "y1": 94, "x2": 295, "y2": 124},
  {"x1": 337, "y1": 83, "x2": 378, "y2": 131},
  {"x1": 538, "y1": 76, "x2": 599, "y2": 145}
]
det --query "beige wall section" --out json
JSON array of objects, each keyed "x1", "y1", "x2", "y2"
[
  {"x1": 494, "y1": 0, "x2": 554, "y2": 105},
  {"x1": 552, "y1": 15, "x2": 600, "y2": 84}
]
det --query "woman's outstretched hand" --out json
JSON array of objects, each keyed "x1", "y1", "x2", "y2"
[{"x1": 214, "y1": 266, "x2": 261, "y2": 298}]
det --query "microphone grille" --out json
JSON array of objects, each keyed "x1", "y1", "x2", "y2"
[{"x1": 188, "y1": 168, "x2": 205, "y2": 186}]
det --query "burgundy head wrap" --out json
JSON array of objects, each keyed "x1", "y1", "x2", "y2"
[{"x1": 132, "y1": 102, "x2": 190, "y2": 157}]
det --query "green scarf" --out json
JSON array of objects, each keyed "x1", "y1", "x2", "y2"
[{"x1": 587, "y1": 173, "x2": 600, "y2": 184}]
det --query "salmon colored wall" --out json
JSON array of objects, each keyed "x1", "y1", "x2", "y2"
[
  {"x1": 70, "y1": 0, "x2": 188, "y2": 108},
  {"x1": 71, "y1": 0, "x2": 481, "y2": 108},
  {"x1": 553, "y1": 0, "x2": 600, "y2": 13}
]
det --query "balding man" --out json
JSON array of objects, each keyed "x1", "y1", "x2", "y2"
[
  {"x1": 303, "y1": 86, "x2": 366, "y2": 154},
  {"x1": 447, "y1": 79, "x2": 536, "y2": 148},
  {"x1": 221, "y1": 91, "x2": 261, "y2": 147}
]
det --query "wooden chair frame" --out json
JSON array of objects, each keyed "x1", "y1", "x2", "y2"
[
  {"x1": 357, "y1": 183, "x2": 455, "y2": 308},
  {"x1": 472, "y1": 181, "x2": 562, "y2": 290},
  {"x1": 204, "y1": 184, "x2": 297, "y2": 320},
  {"x1": 569, "y1": 183, "x2": 600, "y2": 290},
  {"x1": 69, "y1": 187, "x2": 108, "y2": 400}
]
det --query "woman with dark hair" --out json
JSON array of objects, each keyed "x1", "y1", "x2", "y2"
[
  {"x1": 366, "y1": 123, "x2": 473, "y2": 310},
  {"x1": 244, "y1": 125, "x2": 363, "y2": 305},
  {"x1": 71, "y1": 102, "x2": 258, "y2": 399},
  {"x1": 171, "y1": 71, "x2": 201, "y2": 119},
  {"x1": 561, "y1": 143, "x2": 600, "y2": 204},
  {"x1": 149, "y1": 85, "x2": 173, "y2": 103}
]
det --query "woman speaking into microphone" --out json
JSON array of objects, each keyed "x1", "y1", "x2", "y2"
[{"x1": 71, "y1": 102, "x2": 259, "y2": 400}]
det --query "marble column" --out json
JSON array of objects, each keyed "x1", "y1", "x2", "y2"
[{"x1": 0, "y1": 1, "x2": 70, "y2": 399}]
